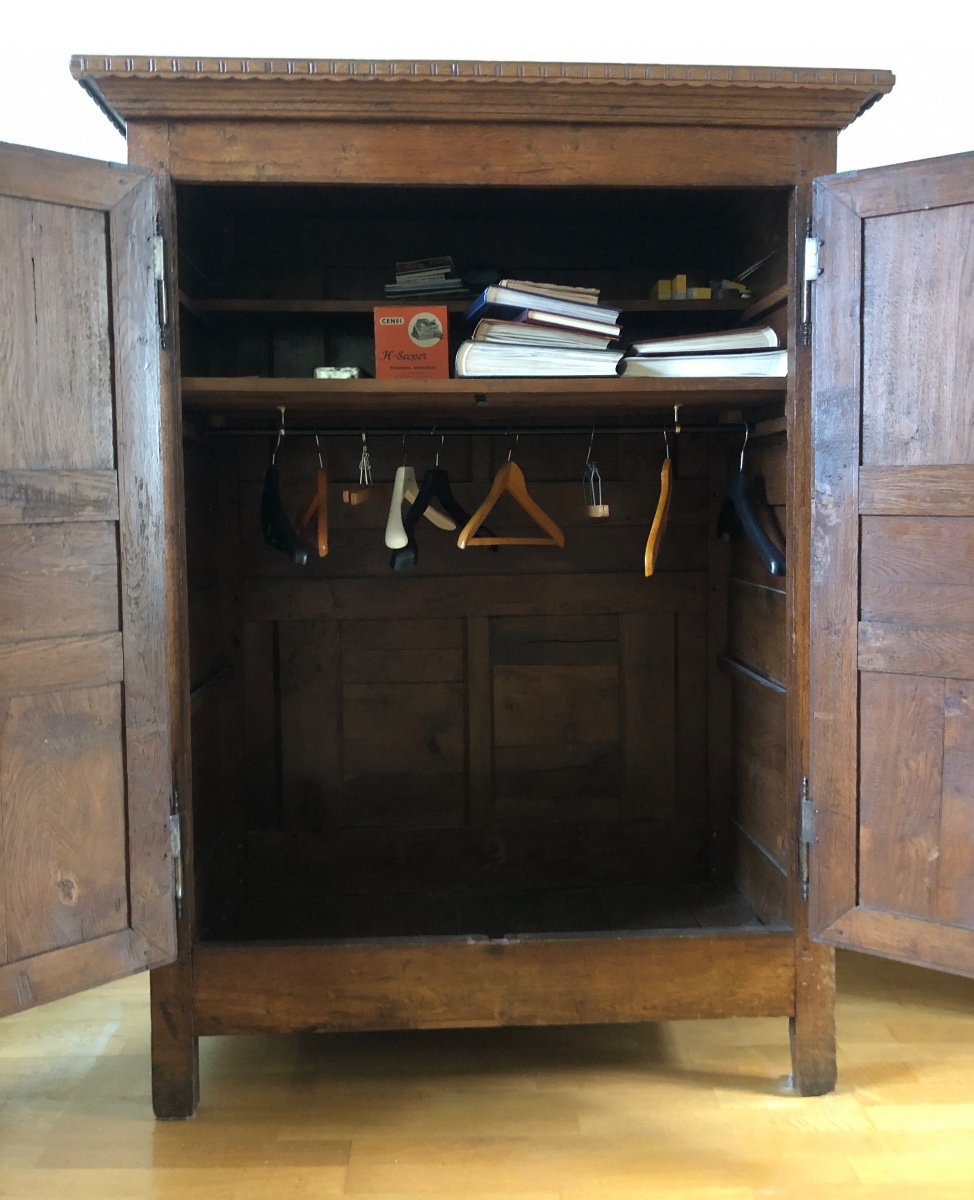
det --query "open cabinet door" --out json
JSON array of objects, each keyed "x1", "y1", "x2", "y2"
[
  {"x1": 0, "y1": 142, "x2": 176, "y2": 1014},
  {"x1": 809, "y1": 151, "x2": 974, "y2": 975}
]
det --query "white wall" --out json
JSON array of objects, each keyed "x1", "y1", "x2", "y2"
[{"x1": 1, "y1": 0, "x2": 970, "y2": 171}]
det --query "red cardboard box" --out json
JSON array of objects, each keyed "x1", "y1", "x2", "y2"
[{"x1": 374, "y1": 306, "x2": 450, "y2": 379}]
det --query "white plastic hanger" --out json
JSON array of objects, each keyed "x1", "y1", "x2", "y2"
[{"x1": 385, "y1": 436, "x2": 457, "y2": 549}]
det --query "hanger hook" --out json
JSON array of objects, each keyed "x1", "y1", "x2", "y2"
[
  {"x1": 272, "y1": 406, "x2": 286, "y2": 465},
  {"x1": 314, "y1": 432, "x2": 324, "y2": 470},
  {"x1": 435, "y1": 432, "x2": 445, "y2": 468},
  {"x1": 507, "y1": 431, "x2": 519, "y2": 463},
  {"x1": 358, "y1": 430, "x2": 373, "y2": 486},
  {"x1": 586, "y1": 426, "x2": 596, "y2": 466},
  {"x1": 740, "y1": 424, "x2": 750, "y2": 471},
  {"x1": 663, "y1": 428, "x2": 671, "y2": 460},
  {"x1": 401, "y1": 432, "x2": 407, "y2": 466}
]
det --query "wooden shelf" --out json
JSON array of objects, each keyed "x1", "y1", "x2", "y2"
[
  {"x1": 181, "y1": 375, "x2": 785, "y2": 428},
  {"x1": 179, "y1": 294, "x2": 752, "y2": 317}
]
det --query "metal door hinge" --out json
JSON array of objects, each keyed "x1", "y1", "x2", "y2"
[
  {"x1": 803, "y1": 235, "x2": 822, "y2": 282},
  {"x1": 801, "y1": 228, "x2": 822, "y2": 347},
  {"x1": 169, "y1": 788, "x2": 183, "y2": 918},
  {"x1": 152, "y1": 231, "x2": 169, "y2": 348},
  {"x1": 799, "y1": 776, "x2": 815, "y2": 901}
]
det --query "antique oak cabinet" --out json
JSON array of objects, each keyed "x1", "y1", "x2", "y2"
[{"x1": 1, "y1": 57, "x2": 972, "y2": 1119}]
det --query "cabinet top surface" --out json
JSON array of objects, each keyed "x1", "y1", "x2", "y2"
[{"x1": 70, "y1": 55, "x2": 894, "y2": 134}]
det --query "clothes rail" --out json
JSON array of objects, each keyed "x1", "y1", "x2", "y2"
[{"x1": 202, "y1": 423, "x2": 751, "y2": 438}]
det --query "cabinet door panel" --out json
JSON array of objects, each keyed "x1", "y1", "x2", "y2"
[
  {"x1": 0, "y1": 142, "x2": 176, "y2": 1015},
  {"x1": 809, "y1": 151, "x2": 974, "y2": 975}
]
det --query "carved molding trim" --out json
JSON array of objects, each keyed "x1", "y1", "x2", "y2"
[{"x1": 70, "y1": 56, "x2": 895, "y2": 134}]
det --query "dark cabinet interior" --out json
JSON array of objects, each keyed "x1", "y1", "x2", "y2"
[{"x1": 175, "y1": 180, "x2": 794, "y2": 947}]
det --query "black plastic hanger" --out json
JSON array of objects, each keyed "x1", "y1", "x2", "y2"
[
  {"x1": 722, "y1": 427, "x2": 786, "y2": 577},
  {"x1": 392, "y1": 466, "x2": 476, "y2": 570},
  {"x1": 261, "y1": 407, "x2": 308, "y2": 566},
  {"x1": 391, "y1": 433, "x2": 497, "y2": 570}
]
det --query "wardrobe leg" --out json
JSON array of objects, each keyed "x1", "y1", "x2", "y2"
[
  {"x1": 150, "y1": 960, "x2": 199, "y2": 1119},
  {"x1": 789, "y1": 938, "x2": 837, "y2": 1096}
]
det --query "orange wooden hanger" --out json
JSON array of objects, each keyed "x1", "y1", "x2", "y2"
[
  {"x1": 644, "y1": 430, "x2": 673, "y2": 576},
  {"x1": 295, "y1": 434, "x2": 329, "y2": 558},
  {"x1": 457, "y1": 439, "x2": 565, "y2": 549}
]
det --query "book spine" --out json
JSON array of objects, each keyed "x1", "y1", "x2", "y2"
[
  {"x1": 395, "y1": 270, "x2": 455, "y2": 285},
  {"x1": 395, "y1": 256, "x2": 454, "y2": 275}
]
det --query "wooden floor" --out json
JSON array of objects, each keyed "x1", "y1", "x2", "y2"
[{"x1": 1, "y1": 950, "x2": 973, "y2": 1199}]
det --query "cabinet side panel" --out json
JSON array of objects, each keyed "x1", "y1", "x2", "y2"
[{"x1": 724, "y1": 436, "x2": 790, "y2": 926}]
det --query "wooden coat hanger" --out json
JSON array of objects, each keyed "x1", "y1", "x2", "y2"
[
  {"x1": 644, "y1": 428, "x2": 672, "y2": 577},
  {"x1": 457, "y1": 438, "x2": 565, "y2": 549},
  {"x1": 295, "y1": 434, "x2": 329, "y2": 558}
]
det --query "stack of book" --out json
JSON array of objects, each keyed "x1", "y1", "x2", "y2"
[
  {"x1": 455, "y1": 280, "x2": 623, "y2": 377},
  {"x1": 383, "y1": 256, "x2": 468, "y2": 300},
  {"x1": 618, "y1": 325, "x2": 786, "y2": 377}
]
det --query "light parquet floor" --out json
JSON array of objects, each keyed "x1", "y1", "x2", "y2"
[{"x1": 1, "y1": 950, "x2": 973, "y2": 1199}]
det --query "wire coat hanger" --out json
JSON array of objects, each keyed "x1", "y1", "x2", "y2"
[
  {"x1": 342, "y1": 431, "x2": 379, "y2": 506},
  {"x1": 584, "y1": 428, "x2": 610, "y2": 519},
  {"x1": 457, "y1": 435, "x2": 565, "y2": 549}
]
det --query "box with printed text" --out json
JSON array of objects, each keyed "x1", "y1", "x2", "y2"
[{"x1": 373, "y1": 306, "x2": 450, "y2": 379}]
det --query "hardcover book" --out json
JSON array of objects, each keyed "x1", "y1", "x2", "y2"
[
  {"x1": 628, "y1": 325, "x2": 779, "y2": 355},
  {"x1": 466, "y1": 284, "x2": 621, "y2": 326},
  {"x1": 619, "y1": 348, "x2": 787, "y2": 377}
]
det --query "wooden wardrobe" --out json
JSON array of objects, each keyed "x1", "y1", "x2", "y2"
[{"x1": 1, "y1": 57, "x2": 972, "y2": 1120}]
